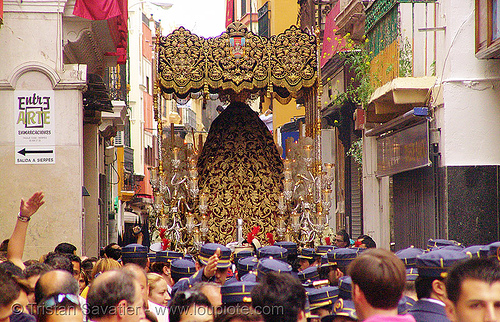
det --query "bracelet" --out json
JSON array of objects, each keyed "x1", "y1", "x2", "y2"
[{"x1": 17, "y1": 214, "x2": 30, "y2": 222}]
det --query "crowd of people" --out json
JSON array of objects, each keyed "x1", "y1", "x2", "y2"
[{"x1": 2, "y1": 192, "x2": 500, "y2": 322}]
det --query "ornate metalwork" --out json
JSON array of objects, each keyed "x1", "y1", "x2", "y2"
[
  {"x1": 151, "y1": 21, "x2": 328, "y2": 252},
  {"x1": 157, "y1": 22, "x2": 317, "y2": 103},
  {"x1": 365, "y1": 0, "x2": 399, "y2": 33},
  {"x1": 197, "y1": 102, "x2": 284, "y2": 245},
  {"x1": 366, "y1": 5, "x2": 399, "y2": 58}
]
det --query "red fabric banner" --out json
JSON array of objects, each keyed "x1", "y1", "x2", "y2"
[
  {"x1": 73, "y1": 0, "x2": 122, "y2": 21},
  {"x1": 73, "y1": 0, "x2": 128, "y2": 64},
  {"x1": 225, "y1": 0, "x2": 234, "y2": 28},
  {"x1": 0, "y1": 0, "x2": 4, "y2": 24},
  {"x1": 320, "y1": 2, "x2": 347, "y2": 67},
  {"x1": 106, "y1": 0, "x2": 128, "y2": 64}
]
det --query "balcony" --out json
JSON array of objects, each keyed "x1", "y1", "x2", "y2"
[
  {"x1": 336, "y1": 0, "x2": 370, "y2": 41},
  {"x1": 181, "y1": 107, "x2": 197, "y2": 130}
]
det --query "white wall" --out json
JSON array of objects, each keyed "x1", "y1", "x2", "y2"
[
  {"x1": 437, "y1": 0, "x2": 500, "y2": 166},
  {"x1": 362, "y1": 135, "x2": 391, "y2": 249},
  {"x1": 128, "y1": 7, "x2": 145, "y2": 176},
  {"x1": 400, "y1": 2, "x2": 437, "y2": 77},
  {"x1": 0, "y1": 4, "x2": 89, "y2": 258}
]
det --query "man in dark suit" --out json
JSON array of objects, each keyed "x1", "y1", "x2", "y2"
[{"x1": 409, "y1": 248, "x2": 468, "y2": 322}]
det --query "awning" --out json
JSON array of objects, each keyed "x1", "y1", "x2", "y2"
[{"x1": 366, "y1": 76, "x2": 436, "y2": 123}]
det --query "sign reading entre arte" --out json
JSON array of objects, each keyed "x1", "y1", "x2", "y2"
[{"x1": 14, "y1": 90, "x2": 55, "y2": 164}]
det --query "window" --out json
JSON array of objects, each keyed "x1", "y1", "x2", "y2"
[
  {"x1": 493, "y1": 0, "x2": 500, "y2": 40},
  {"x1": 258, "y1": 2, "x2": 269, "y2": 37},
  {"x1": 476, "y1": 0, "x2": 500, "y2": 58},
  {"x1": 146, "y1": 76, "x2": 150, "y2": 94},
  {"x1": 241, "y1": 0, "x2": 247, "y2": 17}
]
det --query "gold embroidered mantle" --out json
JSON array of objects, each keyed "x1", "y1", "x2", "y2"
[
  {"x1": 197, "y1": 102, "x2": 284, "y2": 244},
  {"x1": 157, "y1": 22, "x2": 317, "y2": 103}
]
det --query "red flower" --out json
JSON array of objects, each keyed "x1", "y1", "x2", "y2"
[
  {"x1": 161, "y1": 238, "x2": 170, "y2": 251},
  {"x1": 266, "y1": 233, "x2": 275, "y2": 245}
]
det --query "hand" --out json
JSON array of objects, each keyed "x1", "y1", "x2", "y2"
[
  {"x1": 203, "y1": 248, "x2": 220, "y2": 279},
  {"x1": 132, "y1": 226, "x2": 142, "y2": 235},
  {"x1": 19, "y1": 191, "x2": 45, "y2": 218}
]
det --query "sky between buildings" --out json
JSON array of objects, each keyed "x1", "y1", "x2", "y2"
[{"x1": 151, "y1": 0, "x2": 227, "y2": 38}]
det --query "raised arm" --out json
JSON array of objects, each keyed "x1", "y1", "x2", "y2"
[{"x1": 7, "y1": 191, "x2": 45, "y2": 269}]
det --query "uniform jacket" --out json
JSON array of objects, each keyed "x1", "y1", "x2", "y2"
[
  {"x1": 171, "y1": 267, "x2": 215, "y2": 297},
  {"x1": 408, "y1": 299, "x2": 450, "y2": 322}
]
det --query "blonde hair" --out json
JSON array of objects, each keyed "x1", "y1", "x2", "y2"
[
  {"x1": 91, "y1": 258, "x2": 121, "y2": 280},
  {"x1": 147, "y1": 272, "x2": 166, "y2": 293}
]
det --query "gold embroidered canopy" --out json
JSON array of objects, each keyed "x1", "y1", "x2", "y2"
[{"x1": 157, "y1": 22, "x2": 318, "y2": 104}]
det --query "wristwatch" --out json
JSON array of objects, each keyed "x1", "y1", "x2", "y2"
[{"x1": 17, "y1": 214, "x2": 30, "y2": 222}]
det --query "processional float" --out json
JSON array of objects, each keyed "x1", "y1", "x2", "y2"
[{"x1": 148, "y1": 22, "x2": 334, "y2": 254}]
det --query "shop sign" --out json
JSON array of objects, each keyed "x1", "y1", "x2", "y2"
[
  {"x1": 376, "y1": 121, "x2": 429, "y2": 177},
  {"x1": 14, "y1": 90, "x2": 55, "y2": 164}
]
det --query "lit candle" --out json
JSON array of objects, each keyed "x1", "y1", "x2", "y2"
[
  {"x1": 194, "y1": 229, "x2": 200, "y2": 243},
  {"x1": 189, "y1": 168, "x2": 198, "y2": 178},
  {"x1": 172, "y1": 147, "x2": 179, "y2": 161},
  {"x1": 186, "y1": 212, "x2": 194, "y2": 225},
  {"x1": 284, "y1": 158, "x2": 292, "y2": 171},
  {"x1": 199, "y1": 193, "x2": 207, "y2": 207},
  {"x1": 278, "y1": 194, "x2": 285, "y2": 209},
  {"x1": 190, "y1": 177, "x2": 199, "y2": 190},
  {"x1": 299, "y1": 121, "x2": 304, "y2": 138},
  {"x1": 303, "y1": 145, "x2": 312, "y2": 159},
  {"x1": 284, "y1": 179, "x2": 293, "y2": 192},
  {"x1": 322, "y1": 189, "x2": 332, "y2": 202},
  {"x1": 154, "y1": 193, "x2": 162, "y2": 207},
  {"x1": 292, "y1": 211, "x2": 300, "y2": 226},
  {"x1": 324, "y1": 163, "x2": 333, "y2": 177},
  {"x1": 149, "y1": 167, "x2": 158, "y2": 182},
  {"x1": 279, "y1": 217, "x2": 285, "y2": 230}
]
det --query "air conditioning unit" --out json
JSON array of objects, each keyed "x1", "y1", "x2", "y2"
[{"x1": 114, "y1": 131, "x2": 123, "y2": 146}]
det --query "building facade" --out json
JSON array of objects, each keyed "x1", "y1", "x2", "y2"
[{"x1": 0, "y1": 0, "x2": 128, "y2": 258}]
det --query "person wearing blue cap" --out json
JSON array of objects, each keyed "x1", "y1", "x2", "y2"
[
  {"x1": 308, "y1": 286, "x2": 339, "y2": 319},
  {"x1": 349, "y1": 249, "x2": 415, "y2": 322},
  {"x1": 338, "y1": 276, "x2": 352, "y2": 300},
  {"x1": 170, "y1": 259, "x2": 197, "y2": 284},
  {"x1": 252, "y1": 272, "x2": 307, "y2": 322},
  {"x1": 257, "y1": 245, "x2": 288, "y2": 261},
  {"x1": 321, "y1": 298, "x2": 358, "y2": 321},
  {"x1": 220, "y1": 280, "x2": 258, "y2": 309},
  {"x1": 298, "y1": 248, "x2": 317, "y2": 272},
  {"x1": 236, "y1": 256, "x2": 258, "y2": 280},
  {"x1": 150, "y1": 250, "x2": 183, "y2": 296},
  {"x1": 318, "y1": 255, "x2": 344, "y2": 287},
  {"x1": 298, "y1": 265, "x2": 320, "y2": 284},
  {"x1": 255, "y1": 258, "x2": 293, "y2": 281},
  {"x1": 121, "y1": 243, "x2": 149, "y2": 269},
  {"x1": 408, "y1": 249, "x2": 468, "y2": 322},
  {"x1": 445, "y1": 258, "x2": 500, "y2": 322},
  {"x1": 171, "y1": 243, "x2": 231, "y2": 297},
  {"x1": 396, "y1": 246, "x2": 424, "y2": 303},
  {"x1": 275, "y1": 241, "x2": 299, "y2": 271},
  {"x1": 426, "y1": 239, "x2": 461, "y2": 251},
  {"x1": 328, "y1": 248, "x2": 358, "y2": 275}
]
